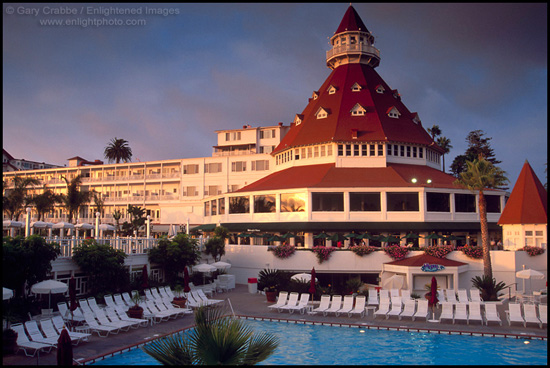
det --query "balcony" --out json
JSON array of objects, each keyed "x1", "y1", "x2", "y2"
[{"x1": 326, "y1": 43, "x2": 380, "y2": 60}]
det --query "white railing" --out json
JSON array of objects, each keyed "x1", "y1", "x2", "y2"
[
  {"x1": 47, "y1": 237, "x2": 160, "y2": 257},
  {"x1": 326, "y1": 44, "x2": 380, "y2": 59}
]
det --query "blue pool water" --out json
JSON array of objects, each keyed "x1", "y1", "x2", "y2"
[{"x1": 91, "y1": 319, "x2": 547, "y2": 365}]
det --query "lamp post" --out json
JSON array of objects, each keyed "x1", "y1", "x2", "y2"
[
  {"x1": 25, "y1": 207, "x2": 31, "y2": 237},
  {"x1": 95, "y1": 212, "x2": 100, "y2": 239},
  {"x1": 146, "y1": 215, "x2": 151, "y2": 239}
]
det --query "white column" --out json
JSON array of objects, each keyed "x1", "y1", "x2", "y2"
[
  {"x1": 25, "y1": 208, "x2": 31, "y2": 237},
  {"x1": 95, "y1": 212, "x2": 100, "y2": 239},
  {"x1": 186, "y1": 218, "x2": 190, "y2": 235},
  {"x1": 146, "y1": 215, "x2": 151, "y2": 239}
]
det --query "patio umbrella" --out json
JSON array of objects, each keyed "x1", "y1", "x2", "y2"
[
  {"x1": 237, "y1": 233, "x2": 253, "y2": 238},
  {"x1": 313, "y1": 232, "x2": 330, "y2": 239},
  {"x1": 379, "y1": 235, "x2": 401, "y2": 244},
  {"x1": 141, "y1": 265, "x2": 149, "y2": 289},
  {"x1": 3, "y1": 287, "x2": 14, "y2": 300},
  {"x1": 167, "y1": 224, "x2": 176, "y2": 238},
  {"x1": 344, "y1": 233, "x2": 359, "y2": 239},
  {"x1": 3, "y1": 220, "x2": 23, "y2": 228},
  {"x1": 31, "y1": 221, "x2": 51, "y2": 228},
  {"x1": 329, "y1": 233, "x2": 347, "y2": 243},
  {"x1": 98, "y1": 224, "x2": 115, "y2": 231},
  {"x1": 516, "y1": 266, "x2": 545, "y2": 294},
  {"x1": 423, "y1": 233, "x2": 442, "y2": 246},
  {"x1": 267, "y1": 235, "x2": 284, "y2": 242},
  {"x1": 308, "y1": 268, "x2": 317, "y2": 295},
  {"x1": 280, "y1": 232, "x2": 297, "y2": 239},
  {"x1": 31, "y1": 279, "x2": 68, "y2": 309},
  {"x1": 211, "y1": 261, "x2": 231, "y2": 270},
  {"x1": 193, "y1": 263, "x2": 217, "y2": 285},
  {"x1": 358, "y1": 233, "x2": 376, "y2": 240},
  {"x1": 183, "y1": 267, "x2": 191, "y2": 293},
  {"x1": 402, "y1": 232, "x2": 421, "y2": 240},
  {"x1": 382, "y1": 274, "x2": 404, "y2": 289},
  {"x1": 53, "y1": 222, "x2": 75, "y2": 238},
  {"x1": 291, "y1": 273, "x2": 318, "y2": 283},
  {"x1": 429, "y1": 276, "x2": 438, "y2": 321},
  {"x1": 56, "y1": 327, "x2": 73, "y2": 366},
  {"x1": 75, "y1": 223, "x2": 94, "y2": 230}
]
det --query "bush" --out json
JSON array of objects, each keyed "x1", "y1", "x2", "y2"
[
  {"x1": 269, "y1": 244, "x2": 296, "y2": 259},
  {"x1": 383, "y1": 245, "x2": 409, "y2": 260},
  {"x1": 458, "y1": 245, "x2": 483, "y2": 259},
  {"x1": 518, "y1": 246, "x2": 545, "y2": 256},
  {"x1": 148, "y1": 234, "x2": 201, "y2": 284},
  {"x1": 349, "y1": 245, "x2": 377, "y2": 257},
  {"x1": 471, "y1": 275, "x2": 507, "y2": 301},
  {"x1": 258, "y1": 269, "x2": 284, "y2": 292},
  {"x1": 312, "y1": 246, "x2": 335, "y2": 264},
  {"x1": 423, "y1": 245, "x2": 454, "y2": 259}
]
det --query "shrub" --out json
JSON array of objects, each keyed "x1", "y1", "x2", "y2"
[
  {"x1": 518, "y1": 246, "x2": 545, "y2": 256},
  {"x1": 312, "y1": 246, "x2": 335, "y2": 264},
  {"x1": 423, "y1": 245, "x2": 454, "y2": 259},
  {"x1": 458, "y1": 245, "x2": 483, "y2": 259},
  {"x1": 471, "y1": 275, "x2": 507, "y2": 301},
  {"x1": 257, "y1": 269, "x2": 282, "y2": 292},
  {"x1": 383, "y1": 245, "x2": 409, "y2": 260},
  {"x1": 349, "y1": 245, "x2": 377, "y2": 257},
  {"x1": 269, "y1": 244, "x2": 296, "y2": 259}
]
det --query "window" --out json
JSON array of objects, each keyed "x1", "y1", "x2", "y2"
[
  {"x1": 280, "y1": 193, "x2": 306, "y2": 212},
  {"x1": 211, "y1": 200, "x2": 217, "y2": 216},
  {"x1": 204, "y1": 162, "x2": 222, "y2": 173},
  {"x1": 485, "y1": 195, "x2": 501, "y2": 213},
  {"x1": 350, "y1": 193, "x2": 381, "y2": 211},
  {"x1": 327, "y1": 145, "x2": 333, "y2": 156},
  {"x1": 455, "y1": 193, "x2": 476, "y2": 213},
  {"x1": 314, "y1": 146, "x2": 319, "y2": 158},
  {"x1": 376, "y1": 85, "x2": 385, "y2": 94},
  {"x1": 183, "y1": 164, "x2": 199, "y2": 174},
  {"x1": 412, "y1": 146, "x2": 417, "y2": 158},
  {"x1": 351, "y1": 82, "x2": 362, "y2": 92},
  {"x1": 406, "y1": 146, "x2": 411, "y2": 157},
  {"x1": 308, "y1": 147, "x2": 313, "y2": 158},
  {"x1": 387, "y1": 192, "x2": 419, "y2": 211},
  {"x1": 231, "y1": 161, "x2": 246, "y2": 172},
  {"x1": 259, "y1": 129, "x2": 276, "y2": 139},
  {"x1": 254, "y1": 195, "x2": 276, "y2": 213},
  {"x1": 419, "y1": 147, "x2": 423, "y2": 158},
  {"x1": 387, "y1": 144, "x2": 392, "y2": 156},
  {"x1": 353, "y1": 144, "x2": 359, "y2": 156},
  {"x1": 301, "y1": 148, "x2": 306, "y2": 159},
  {"x1": 316, "y1": 107, "x2": 329, "y2": 119},
  {"x1": 320, "y1": 145, "x2": 326, "y2": 157},
  {"x1": 362, "y1": 144, "x2": 367, "y2": 156},
  {"x1": 251, "y1": 160, "x2": 269, "y2": 171},
  {"x1": 378, "y1": 144, "x2": 383, "y2": 156},
  {"x1": 346, "y1": 144, "x2": 351, "y2": 156},
  {"x1": 218, "y1": 198, "x2": 225, "y2": 215},
  {"x1": 229, "y1": 196, "x2": 249, "y2": 214},
  {"x1": 205, "y1": 185, "x2": 220, "y2": 196},
  {"x1": 225, "y1": 131, "x2": 241, "y2": 141},
  {"x1": 393, "y1": 145, "x2": 399, "y2": 156},
  {"x1": 312, "y1": 192, "x2": 344, "y2": 211},
  {"x1": 204, "y1": 201, "x2": 210, "y2": 216},
  {"x1": 350, "y1": 103, "x2": 366, "y2": 116},
  {"x1": 400, "y1": 145, "x2": 405, "y2": 157},
  {"x1": 338, "y1": 145, "x2": 344, "y2": 156},
  {"x1": 327, "y1": 85, "x2": 337, "y2": 94},
  {"x1": 426, "y1": 192, "x2": 450, "y2": 212},
  {"x1": 387, "y1": 107, "x2": 400, "y2": 118},
  {"x1": 369, "y1": 144, "x2": 375, "y2": 156}
]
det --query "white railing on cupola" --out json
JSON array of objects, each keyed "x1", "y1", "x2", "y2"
[{"x1": 326, "y1": 43, "x2": 380, "y2": 60}]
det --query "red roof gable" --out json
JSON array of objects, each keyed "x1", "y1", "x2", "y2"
[
  {"x1": 236, "y1": 163, "x2": 461, "y2": 193},
  {"x1": 273, "y1": 63, "x2": 438, "y2": 154},
  {"x1": 335, "y1": 6, "x2": 369, "y2": 34},
  {"x1": 498, "y1": 161, "x2": 547, "y2": 225},
  {"x1": 385, "y1": 253, "x2": 467, "y2": 267}
]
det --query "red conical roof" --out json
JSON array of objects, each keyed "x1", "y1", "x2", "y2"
[
  {"x1": 335, "y1": 6, "x2": 369, "y2": 34},
  {"x1": 498, "y1": 161, "x2": 547, "y2": 225},
  {"x1": 273, "y1": 63, "x2": 438, "y2": 154}
]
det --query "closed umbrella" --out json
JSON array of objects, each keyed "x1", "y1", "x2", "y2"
[
  {"x1": 183, "y1": 267, "x2": 191, "y2": 293},
  {"x1": 309, "y1": 268, "x2": 317, "y2": 295},
  {"x1": 141, "y1": 265, "x2": 149, "y2": 289},
  {"x1": 382, "y1": 274, "x2": 404, "y2": 289},
  {"x1": 3, "y1": 287, "x2": 14, "y2": 300},
  {"x1": 68, "y1": 277, "x2": 79, "y2": 320},
  {"x1": 56, "y1": 327, "x2": 73, "y2": 365},
  {"x1": 31, "y1": 280, "x2": 68, "y2": 309},
  {"x1": 428, "y1": 276, "x2": 439, "y2": 322}
]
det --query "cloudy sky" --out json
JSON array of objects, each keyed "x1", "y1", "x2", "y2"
[{"x1": 3, "y1": 3, "x2": 547, "y2": 187}]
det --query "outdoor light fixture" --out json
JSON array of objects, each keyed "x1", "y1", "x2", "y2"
[
  {"x1": 411, "y1": 178, "x2": 417, "y2": 183},
  {"x1": 427, "y1": 179, "x2": 432, "y2": 184}
]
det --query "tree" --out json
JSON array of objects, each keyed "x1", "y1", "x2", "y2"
[
  {"x1": 147, "y1": 234, "x2": 201, "y2": 285},
  {"x1": 3, "y1": 176, "x2": 41, "y2": 220},
  {"x1": 451, "y1": 130, "x2": 502, "y2": 177},
  {"x1": 112, "y1": 209, "x2": 122, "y2": 234},
  {"x1": 29, "y1": 186, "x2": 62, "y2": 221},
  {"x1": 72, "y1": 239, "x2": 129, "y2": 295},
  {"x1": 104, "y1": 137, "x2": 132, "y2": 164},
  {"x1": 91, "y1": 190, "x2": 105, "y2": 217},
  {"x1": 436, "y1": 136, "x2": 453, "y2": 173},
  {"x1": 124, "y1": 204, "x2": 146, "y2": 235},
  {"x1": 204, "y1": 226, "x2": 229, "y2": 262},
  {"x1": 454, "y1": 157, "x2": 508, "y2": 278},
  {"x1": 427, "y1": 124, "x2": 441, "y2": 140},
  {"x1": 142, "y1": 304, "x2": 279, "y2": 365},
  {"x1": 60, "y1": 175, "x2": 94, "y2": 223},
  {"x1": 2, "y1": 235, "x2": 61, "y2": 298}
]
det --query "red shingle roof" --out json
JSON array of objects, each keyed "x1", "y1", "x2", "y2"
[
  {"x1": 497, "y1": 161, "x2": 547, "y2": 225},
  {"x1": 385, "y1": 253, "x2": 467, "y2": 267},
  {"x1": 335, "y1": 6, "x2": 369, "y2": 34}
]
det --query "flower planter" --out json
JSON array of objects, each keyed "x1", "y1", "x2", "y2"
[
  {"x1": 127, "y1": 306, "x2": 144, "y2": 319},
  {"x1": 3, "y1": 330, "x2": 18, "y2": 355},
  {"x1": 172, "y1": 298, "x2": 187, "y2": 308},
  {"x1": 265, "y1": 291, "x2": 277, "y2": 303}
]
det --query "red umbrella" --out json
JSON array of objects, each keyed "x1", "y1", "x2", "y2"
[
  {"x1": 429, "y1": 276, "x2": 439, "y2": 306},
  {"x1": 57, "y1": 327, "x2": 73, "y2": 365},
  {"x1": 308, "y1": 267, "x2": 316, "y2": 295},
  {"x1": 183, "y1": 266, "x2": 191, "y2": 293},
  {"x1": 141, "y1": 265, "x2": 149, "y2": 289},
  {"x1": 68, "y1": 276, "x2": 79, "y2": 314}
]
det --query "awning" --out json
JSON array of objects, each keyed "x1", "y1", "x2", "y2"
[{"x1": 191, "y1": 224, "x2": 217, "y2": 232}]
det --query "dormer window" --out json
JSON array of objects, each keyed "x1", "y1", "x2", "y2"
[
  {"x1": 327, "y1": 85, "x2": 338, "y2": 95},
  {"x1": 350, "y1": 103, "x2": 366, "y2": 116},
  {"x1": 387, "y1": 106, "x2": 401, "y2": 119},
  {"x1": 294, "y1": 114, "x2": 304, "y2": 126},
  {"x1": 412, "y1": 113, "x2": 421, "y2": 125},
  {"x1": 376, "y1": 84, "x2": 385, "y2": 94},
  {"x1": 315, "y1": 107, "x2": 329, "y2": 119},
  {"x1": 351, "y1": 82, "x2": 362, "y2": 92},
  {"x1": 312, "y1": 91, "x2": 319, "y2": 100},
  {"x1": 392, "y1": 89, "x2": 401, "y2": 99}
]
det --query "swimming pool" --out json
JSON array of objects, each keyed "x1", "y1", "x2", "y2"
[{"x1": 90, "y1": 319, "x2": 547, "y2": 365}]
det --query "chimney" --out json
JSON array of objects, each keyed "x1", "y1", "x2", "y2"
[{"x1": 278, "y1": 122, "x2": 283, "y2": 127}]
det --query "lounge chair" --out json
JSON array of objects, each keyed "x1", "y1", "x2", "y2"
[
  {"x1": 151, "y1": 287, "x2": 164, "y2": 300},
  {"x1": 539, "y1": 304, "x2": 547, "y2": 327},
  {"x1": 163, "y1": 286, "x2": 176, "y2": 299},
  {"x1": 146, "y1": 300, "x2": 178, "y2": 319},
  {"x1": 438, "y1": 302, "x2": 454, "y2": 323},
  {"x1": 158, "y1": 287, "x2": 171, "y2": 299},
  {"x1": 390, "y1": 289, "x2": 400, "y2": 299},
  {"x1": 114, "y1": 293, "x2": 129, "y2": 307},
  {"x1": 57, "y1": 301, "x2": 85, "y2": 322},
  {"x1": 453, "y1": 303, "x2": 468, "y2": 324},
  {"x1": 195, "y1": 289, "x2": 223, "y2": 304},
  {"x1": 348, "y1": 295, "x2": 366, "y2": 318},
  {"x1": 52, "y1": 315, "x2": 91, "y2": 342},
  {"x1": 110, "y1": 305, "x2": 149, "y2": 327},
  {"x1": 437, "y1": 289, "x2": 446, "y2": 304},
  {"x1": 457, "y1": 290, "x2": 470, "y2": 304},
  {"x1": 11, "y1": 323, "x2": 53, "y2": 357},
  {"x1": 401, "y1": 289, "x2": 411, "y2": 301},
  {"x1": 311, "y1": 295, "x2": 331, "y2": 315},
  {"x1": 39, "y1": 318, "x2": 80, "y2": 346},
  {"x1": 122, "y1": 291, "x2": 137, "y2": 306},
  {"x1": 379, "y1": 290, "x2": 390, "y2": 305},
  {"x1": 94, "y1": 308, "x2": 133, "y2": 331},
  {"x1": 104, "y1": 294, "x2": 117, "y2": 309},
  {"x1": 24, "y1": 320, "x2": 59, "y2": 347},
  {"x1": 87, "y1": 296, "x2": 105, "y2": 313},
  {"x1": 83, "y1": 312, "x2": 120, "y2": 337},
  {"x1": 278, "y1": 292, "x2": 299, "y2": 313},
  {"x1": 104, "y1": 307, "x2": 142, "y2": 329},
  {"x1": 367, "y1": 289, "x2": 379, "y2": 306},
  {"x1": 184, "y1": 292, "x2": 206, "y2": 308},
  {"x1": 284, "y1": 293, "x2": 310, "y2": 314},
  {"x1": 445, "y1": 289, "x2": 458, "y2": 304},
  {"x1": 413, "y1": 300, "x2": 429, "y2": 321},
  {"x1": 144, "y1": 288, "x2": 155, "y2": 300},
  {"x1": 325, "y1": 295, "x2": 343, "y2": 316},
  {"x1": 139, "y1": 301, "x2": 169, "y2": 323},
  {"x1": 484, "y1": 303, "x2": 502, "y2": 326},
  {"x1": 157, "y1": 299, "x2": 191, "y2": 317},
  {"x1": 267, "y1": 291, "x2": 288, "y2": 311},
  {"x1": 386, "y1": 297, "x2": 403, "y2": 319},
  {"x1": 468, "y1": 302, "x2": 483, "y2": 325},
  {"x1": 78, "y1": 298, "x2": 94, "y2": 316},
  {"x1": 335, "y1": 295, "x2": 354, "y2": 317},
  {"x1": 507, "y1": 303, "x2": 525, "y2": 327},
  {"x1": 399, "y1": 299, "x2": 416, "y2": 320},
  {"x1": 374, "y1": 301, "x2": 390, "y2": 319},
  {"x1": 469, "y1": 289, "x2": 484, "y2": 304},
  {"x1": 523, "y1": 304, "x2": 542, "y2": 328}
]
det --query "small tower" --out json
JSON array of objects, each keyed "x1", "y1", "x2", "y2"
[{"x1": 326, "y1": 5, "x2": 380, "y2": 70}]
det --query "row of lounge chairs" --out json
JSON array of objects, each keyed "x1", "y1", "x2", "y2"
[
  {"x1": 11, "y1": 315, "x2": 91, "y2": 357},
  {"x1": 373, "y1": 298, "x2": 430, "y2": 321},
  {"x1": 267, "y1": 292, "x2": 311, "y2": 314},
  {"x1": 507, "y1": 303, "x2": 546, "y2": 328},
  {"x1": 367, "y1": 288, "x2": 484, "y2": 306}
]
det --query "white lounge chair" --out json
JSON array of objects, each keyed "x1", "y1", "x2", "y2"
[
  {"x1": 94, "y1": 308, "x2": 133, "y2": 331},
  {"x1": 468, "y1": 302, "x2": 483, "y2": 325},
  {"x1": 104, "y1": 307, "x2": 141, "y2": 329},
  {"x1": 445, "y1": 289, "x2": 458, "y2": 304},
  {"x1": 374, "y1": 301, "x2": 390, "y2": 319},
  {"x1": 104, "y1": 294, "x2": 117, "y2": 309},
  {"x1": 348, "y1": 295, "x2": 366, "y2": 318},
  {"x1": 507, "y1": 303, "x2": 525, "y2": 327},
  {"x1": 311, "y1": 295, "x2": 331, "y2": 315},
  {"x1": 110, "y1": 305, "x2": 149, "y2": 327},
  {"x1": 144, "y1": 288, "x2": 155, "y2": 300},
  {"x1": 457, "y1": 290, "x2": 470, "y2": 304},
  {"x1": 386, "y1": 297, "x2": 403, "y2": 319},
  {"x1": 284, "y1": 293, "x2": 310, "y2": 314},
  {"x1": 469, "y1": 289, "x2": 484, "y2": 304},
  {"x1": 122, "y1": 291, "x2": 136, "y2": 306},
  {"x1": 413, "y1": 299, "x2": 429, "y2": 321},
  {"x1": 196, "y1": 289, "x2": 223, "y2": 304},
  {"x1": 399, "y1": 299, "x2": 416, "y2": 320},
  {"x1": 484, "y1": 303, "x2": 502, "y2": 326},
  {"x1": 57, "y1": 301, "x2": 85, "y2": 322},
  {"x1": 151, "y1": 287, "x2": 164, "y2": 301},
  {"x1": 24, "y1": 320, "x2": 59, "y2": 347},
  {"x1": 11, "y1": 323, "x2": 53, "y2": 357},
  {"x1": 453, "y1": 303, "x2": 468, "y2": 324},
  {"x1": 367, "y1": 289, "x2": 379, "y2": 306},
  {"x1": 83, "y1": 312, "x2": 120, "y2": 337},
  {"x1": 267, "y1": 291, "x2": 288, "y2": 311},
  {"x1": 87, "y1": 297, "x2": 105, "y2": 313},
  {"x1": 146, "y1": 300, "x2": 178, "y2": 320},
  {"x1": 163, "y1": 286, "x2": 176, "y2": 299},
  {"x1": 438, "y1": 302, "x2": 454, "y2": 323},
  {"x1": 52, "y1": 315, "x2": 91, "y2": 342},
  {"x1": 437, "y1": 289, "x2": 446, "y2": 304},
  {"x1": 539, "y1": 304, "x2": 547, "y2": 327},
  {"x1": 279, "y1": 292, "x2": 300, "y2": 313},
  {"x1": 390, "y1": 289, "x2": 400, "y2": 299},
  {"x1": 114, "y1": 293, "x2": 129, "y2": 307},
  {"x1": 401, "y1": 289, "x2": 411, "y2": 301},
  {"x1": 335, "y1": 295, "x2": 354, "y2": 317},
  {"x1": 139, "y1": 301, "x2": 169, "y2": 323},
  {"x1": 39, "y1": 318, "x2": 80, "y2": 346},
  {"x1": 325, "y1": 295, "x2": 343, "y2": 316},
  {"x1": 78, "y1": 298, "x2": 94, "y2": 316},
  {"x1": 379, "y1": 290, "x2": 390, "y2": 305},
  {"x1": 523, "y1": 304, "x2": 542, "y2": 328}
]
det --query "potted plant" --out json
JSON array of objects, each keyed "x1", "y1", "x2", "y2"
[
  {"x1": 172, "y1": 284, "x2": 187, "y2": 308},
  {"x1": 127, "y1": 290, "x2": 144, "y2": 319},
  {"x1": 2, "y1": 328, "x2": 18, "y2": 355},
  {"x1": 258, "y1": 269, "x2": 281, "y2": 303}
]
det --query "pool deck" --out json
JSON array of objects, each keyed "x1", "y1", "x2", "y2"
[{"x1": 3, "y1": 284, "x2": 547, "y2": 365}]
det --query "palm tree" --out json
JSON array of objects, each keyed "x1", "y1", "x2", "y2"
[
  {"x1": 142, "y1": 305, "x2": 279, "y2": 365},
  {"x1": 427, "y1": 124, "x2": 441, "y2": 140},
  {"x1": 29, "y1": 186, "x2": 62, "y2": 221},
  {"x1": 60, "y1": 175, "x2": 94, "y2": 223},
  {"x1": 454, "y1": 156, "x2": 508, "y2": 278},
  {"x1": 3, "y1": 176, "x2": 41, "y2": 220},
  {"x1": 436, "y1": 136, "x2": 453, "y2": 173},
  {"x1": 112, "y1": 209, "x2": 122, "y2": 235},
  {"x1": 91, "y1": 190, "x2": 105, "y2": 217},
  {"x1": 104, "y1": 137, "x2": 133, "y2": 164}
]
